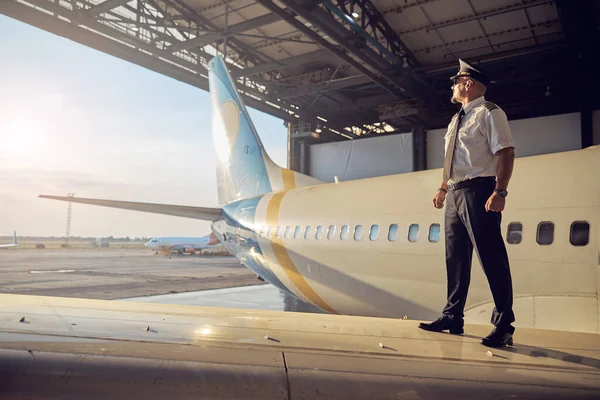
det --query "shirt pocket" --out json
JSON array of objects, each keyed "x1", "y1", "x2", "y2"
[{"x1": 458, "y1": 118, "x2": 487, "y2": 150}]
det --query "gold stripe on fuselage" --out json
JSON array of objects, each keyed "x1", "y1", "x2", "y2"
[
  {"x1": 281, "y1": 169, "x2": 296, "y2": 190},
  {"x1": 265, "y1": 191, "x2": 337, "y2": 314}
]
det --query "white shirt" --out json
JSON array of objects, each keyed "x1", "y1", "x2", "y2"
[{"x1": 444, "y1": 96, "x2": 515, "y2": 184}]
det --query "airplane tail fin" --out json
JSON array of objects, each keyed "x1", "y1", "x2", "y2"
[
  {"x1": 13, "y1": 231, "x2": 17, "y2": 246},
  {"x1": 208, "y1": 56, "x2": 322, "y2": 205},
  {"x1": 207, "y1": 232, "x2": 220, "y2": 246}
]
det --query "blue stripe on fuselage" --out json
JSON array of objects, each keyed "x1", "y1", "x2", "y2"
[{"x1": 220, "y1": 196, "x2": 288, "y2": 293}]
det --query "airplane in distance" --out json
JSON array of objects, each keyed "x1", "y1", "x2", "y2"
[
  {"x1": 40, "y1": 56, "x2": 600, "y2": 335},
  {"x1": 144, "y1": 232, "x2": 221, "y2": 255},
  {"x1": 0, "y1": 231, "x2": 18, "y2": 249}
]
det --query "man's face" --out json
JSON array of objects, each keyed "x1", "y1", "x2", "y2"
[{"x1": 450, "y1": 77, "x2": 471, "y2": 104}]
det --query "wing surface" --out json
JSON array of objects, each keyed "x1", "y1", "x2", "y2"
[
  {"x1": 1, "y1": 294, "x2": 599, "y2": 399},
  {"x1": 39, "y1": 195, "x2": 222, "y2": 221}
]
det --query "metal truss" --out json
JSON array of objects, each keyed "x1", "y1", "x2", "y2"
[
  {"x1": 3, "y1": 0, "x2": 381, "y2": 140},
  {"x1": 328, "y1": 0, "x2": 419, "y2": 68},
  {"x1": 268, "y1": 0, "x2": 424, "y2": 100},
  {"x1": 3, "y1": 1, "x2": 283, "y2": 105},
  {"x1": 7, "y1": 0, "x2": 579, "y2": 143}
]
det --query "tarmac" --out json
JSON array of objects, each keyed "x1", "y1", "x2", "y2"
[
  {"x1": 0, "y1": 248, "x2": 264, "y2": 300},
  {"x1": 0, "y1": 248, "x2": 323, "y2": 313}
]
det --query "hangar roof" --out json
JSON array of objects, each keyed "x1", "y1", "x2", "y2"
[{"x1": 2, "y1": 0, "x2": 598, "y2": 142}]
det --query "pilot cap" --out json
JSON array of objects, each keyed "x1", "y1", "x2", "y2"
[{"x1": 450, "y1": 59, "x2": 492, "y2": 86}]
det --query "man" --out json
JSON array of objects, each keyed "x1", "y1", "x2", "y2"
[{"x1": 419, "y1": 60, "x2": 516, "y2": 348}]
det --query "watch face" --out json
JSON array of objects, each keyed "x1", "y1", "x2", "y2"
[{"x1": 496, "y1": 189, "x2": 508, "y2": 197}]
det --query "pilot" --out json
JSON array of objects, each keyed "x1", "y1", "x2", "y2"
[{"x1": 419, "y1": 59, "x2": 516, "y2": 348}]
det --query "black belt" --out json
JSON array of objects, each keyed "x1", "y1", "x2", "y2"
[{"x1": 448, "y1": 176, "x2": 496, "y2": 191}]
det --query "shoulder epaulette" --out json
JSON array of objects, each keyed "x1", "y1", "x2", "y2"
[{"x1": 483, "y1": 101, "x2": 499, "y2": 111}]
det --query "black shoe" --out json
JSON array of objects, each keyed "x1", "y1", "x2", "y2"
[
  {"x1": 419, "y1": 316, "x2": 464, "y2": 334},
  {"x1": 481, "y1": 328, "x2": 513, "y2": 348}
]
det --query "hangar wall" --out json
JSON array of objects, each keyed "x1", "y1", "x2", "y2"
[
  {"x1": 309, "y1": 133, "x2": 412, "y2": 182},
  {"x1": 310, "y1": 112, "x2": 591, "y2": 181},
  {"x1": 428, "y1": 112, "x2": 582, "y2": 169}
]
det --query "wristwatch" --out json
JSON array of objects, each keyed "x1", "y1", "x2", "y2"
[{"x1": 494, "y1": 189, "x2": 508, "y2": 197}]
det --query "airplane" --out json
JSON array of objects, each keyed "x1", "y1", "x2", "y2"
[
  {"x1": 144, "y1": 232, "x2": 221, "y2": 255},
  {"x1": 1, "y1": 55, "x2": 597, "y2": 398},
  {"x1": 40, "y1": 57, "x2": 600, "y2": 332},
  {"x1": 38, "y1": 56, "x2": 600, "y2": 335},
  {"x1": 0, "y1": 231, "x2": 18, "y2": 249}
]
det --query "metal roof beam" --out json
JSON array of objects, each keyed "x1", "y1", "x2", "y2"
[
  {"x1": 88, "y1": 0, "x2": 131, "y2": 16},
  {"x1": 165, "y1": 0, "x2": 272, "y2": 67},
  {"x1": 2, "y1": 0, "x2": 293, "y2": 121},
  {"x1": 167, "y1": 12, "x2": 282, "y2": 53},
  {"x1": 254, "y1": 0, "x2": 407, "y2": 100},
  {"x1": 317, "y1": 93, "x2": 396, "y2": 114},
  {"x1": 231, "y1": 49, "x2": 332, "y2": 78},
  {"x1": 332, "y1": 0, "x2": 420, "y2": 67},
  {"x1": 274, "y1": 0, "x2": 426, "y2": 101},
  {"x1": 397, "y1": 0, "x2": 554, "y2": 35},
  {"x1": 277, "y1": 75, "x2": 372, "y2": 99}
]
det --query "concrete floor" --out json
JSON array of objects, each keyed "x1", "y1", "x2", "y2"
[{"x1": 0, "y1": 248, "x2": 264, "y2": 300}]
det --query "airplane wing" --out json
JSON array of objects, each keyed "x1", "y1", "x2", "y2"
[
  {"x1": 39, "y1": 195, "x2": 222, "y2": 221},
  {"x1": 1, "y1": 294, "x2": 599, "y2": 399}
]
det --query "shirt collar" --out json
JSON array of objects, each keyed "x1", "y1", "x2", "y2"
[{"x1": 462, "y1": 96, "x2": 485, "y2": 115}]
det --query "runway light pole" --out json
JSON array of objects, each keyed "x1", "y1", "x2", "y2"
[{"x1": 65, "y1": 193, "x2": 74, "y2": 248}]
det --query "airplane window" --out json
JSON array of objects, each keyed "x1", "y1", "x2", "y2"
[
  {"x1": 370, "y1": 224, "x2": 379, "y2": 241},
  {"x1": 570, "y1": 221, "x2": 590, "y2": 246},
  {"x1": 354, "y1": 225, "x2": 363, "y2": 241},
  {"x1": 506, "y1": 222, "x2": 522, "y2": 244},
  {"x1": 429, "y1": 224, "x2": 441, "y2": 243},
  {"x1": 327, "y1": 225, "x2": 335, "y2": 240},
  {"x1": 284, "y1": 226, "x2": 292, "y2": 239},
  {"x1": 388, "y1": 224, "x2": 399, "y2": 241},
  {"x1": 260, "y1": 226, "x2": 267, "y2": 238},
  {"x1": 276, "y1": 226, "x2": 282, "y2": 239},
  {"x1": 536, "y1": 222, "x2": 554, "y2": 245},
  {"x1": 304, "y1": 226, "x2": 312, "y2": 239},
  {"x1": 316, "y1": 225, "x2": 324, "y2": 239},
  {"x1": 340, "y1": 225, "x2": 349, "y2": 240},
  {"x1": 294, "y1": 226, "x2": 302, "y2": 239},
  {"x1": 268, "y1": 226, "x2": 274, "y2": 239},
  {"x1": 408, "y1": 224, "x2": 419, "y2": 242}
]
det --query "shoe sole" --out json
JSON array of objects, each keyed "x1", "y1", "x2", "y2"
[
  {"x1": 481, "y1": 338, "x2": 513, "y2": 347},
  {"x1": 418, "y1": 325, "x2": 464, "y2": 335}
]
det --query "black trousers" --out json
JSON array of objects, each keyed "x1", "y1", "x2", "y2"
[{"x1": 442, "y1": 178, "x2": 515, "y2": 332}]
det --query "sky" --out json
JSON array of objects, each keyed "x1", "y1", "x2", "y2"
[{"x1": 0, "y1": 14, "x2": 288, "y2": 238}]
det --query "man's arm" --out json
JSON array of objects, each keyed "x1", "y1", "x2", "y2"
[
  {"x1": 495, "y1": 147, "x2": 515, "y2": 190},
  {"x1": 485, "y1": 147, "x2": 515, "y2": 212}
]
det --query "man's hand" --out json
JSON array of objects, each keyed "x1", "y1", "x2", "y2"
[
  {"x1": 433, "y1": 190, "x2": 446, "y2": 209},
  {"x1": 485, "y1": 192, "x2": 506, "y2": 212}
]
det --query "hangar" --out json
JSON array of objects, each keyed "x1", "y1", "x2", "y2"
[{"x1": 2, "y1": 0, "x2": 599, "y2": 181}]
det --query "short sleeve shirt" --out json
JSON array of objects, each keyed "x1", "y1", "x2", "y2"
[{"x1": 444, "y1": 96, "x2": 515, "y2": 184}]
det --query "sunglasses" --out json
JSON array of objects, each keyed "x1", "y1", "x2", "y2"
[{"x1": 451, "y1": 77, "x2": 472, "y2": 86}]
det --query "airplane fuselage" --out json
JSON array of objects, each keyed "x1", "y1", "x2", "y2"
[{"x1": 213, "y1": 147, "x2": 600, "y2": 333}]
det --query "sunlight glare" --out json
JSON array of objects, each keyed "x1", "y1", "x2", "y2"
[{"x1": 0, "y1": 118, "x2": 46, "y2": 161}]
